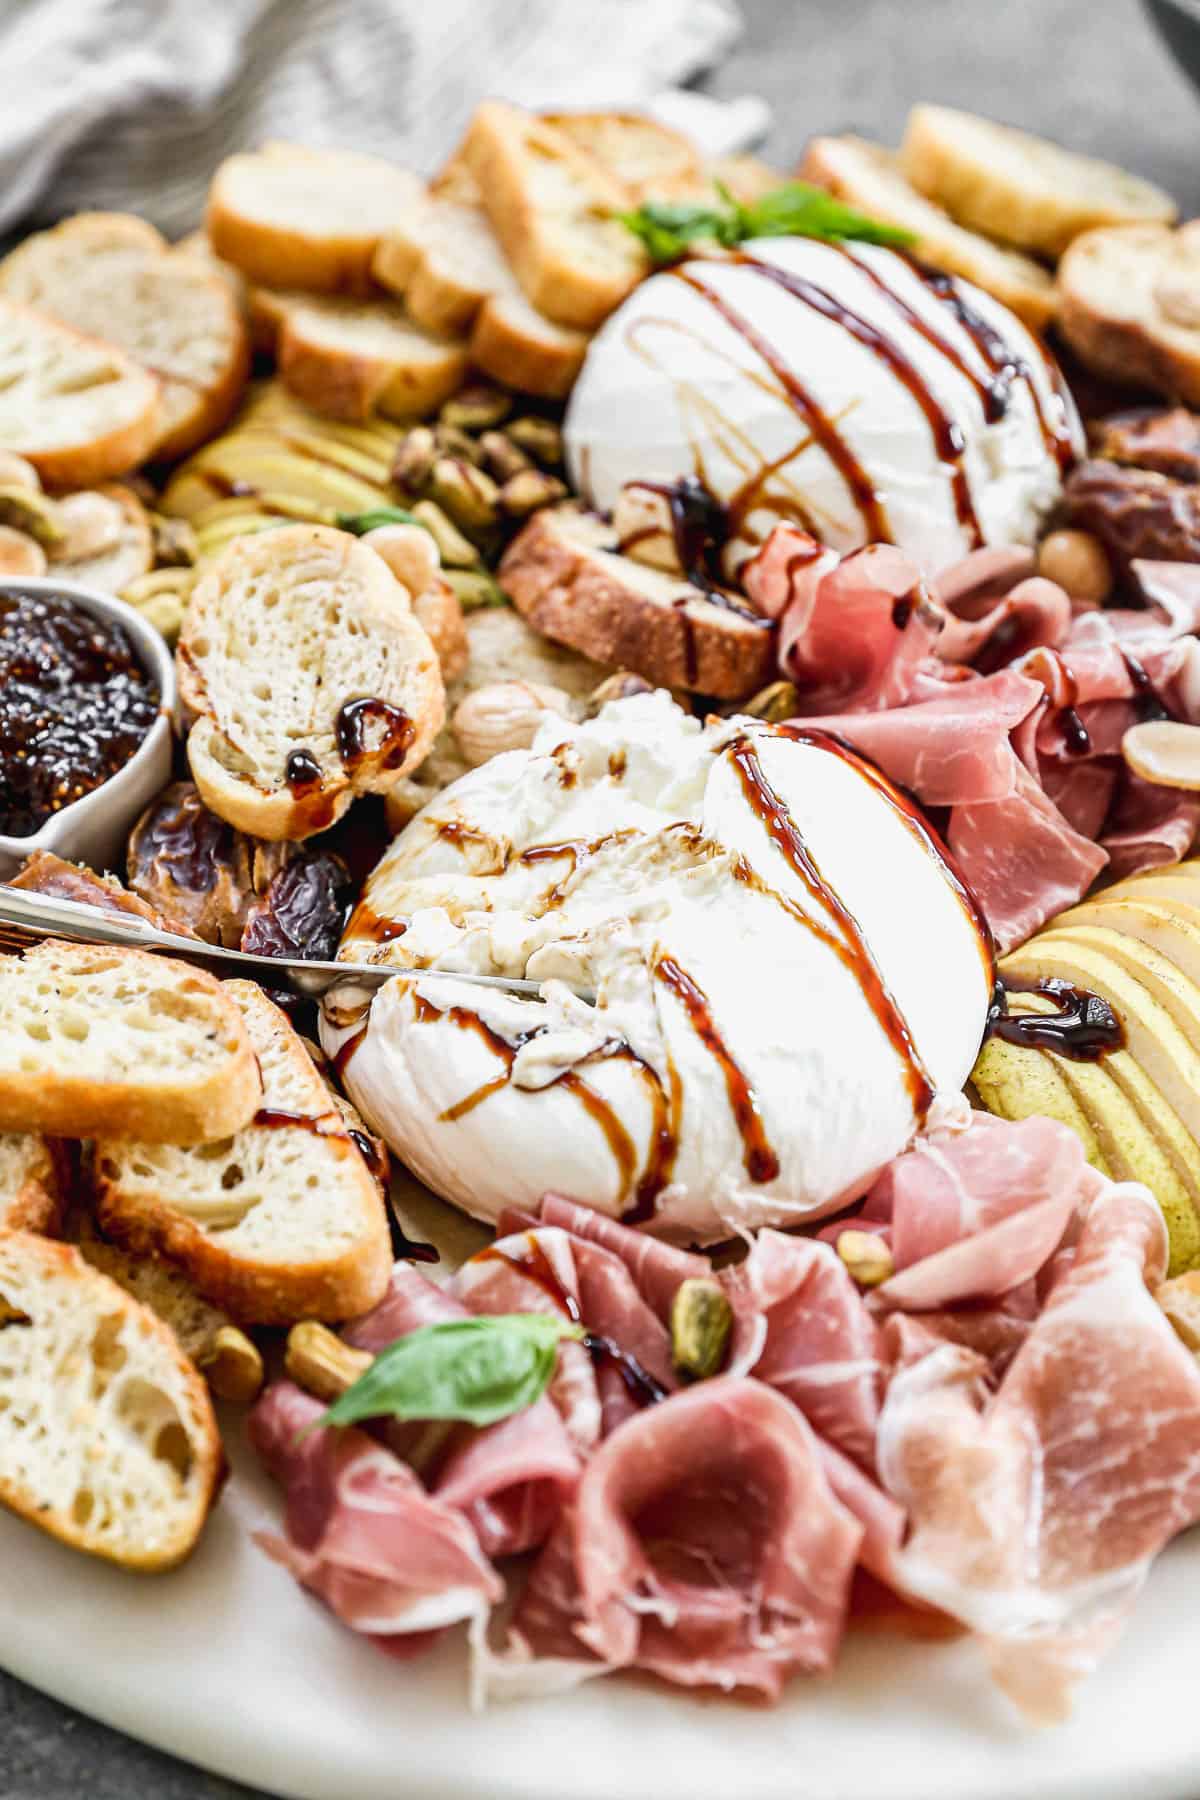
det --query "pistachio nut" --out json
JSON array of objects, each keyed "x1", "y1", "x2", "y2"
[
  {"x1": 439, "y1": 384, "x2": 513, "y2": 433},
  {"x1": 434, "y1": 421, "x2": 485, "y2": 466},
  {"x1": 410, "y1": 499, "x2": 481, "y2": 569},
  {"x1": 0, "y1": 487, "x2": 64, "y2": 550},
  {"x1": 505, "y1": 415, "x2": 564, "y2": 465},
  {"x1": 285, "y1": 1319, "x2": 374, "y2": 1403},
  {"x1": 150, "y1": 513, "x2": 199, "y2": 568},
  {"x1": 478, "y1": 429, "x2": 533, "y2": 483},
  {"x1": 499, "y1": 468, "x2": 569, "y2": 518},
  {"x1": 743, "y1": 679, "x2": 799, "y2": 724},
  {"x1": 670, "y1": 1277, "x2": 733, "y2": 1381},
  {"x1": 444, "y1": 566, "x2": 508, "y2": 610},
  {"x1": 391, "y1": 424, "x2": 438, "y2": 495},
  {"x1": 427, "y1": 456, "x2": 501, "y2": 534},
  {"x1": 197, "y1": 1325, "x2": 265, "y2": 1405}
]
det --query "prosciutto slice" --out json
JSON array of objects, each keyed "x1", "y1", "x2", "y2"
[
  {"x1": 500, "y1": 1377, "x2": 862, "y2": 1700},
  {"x1": 723, "y1": 1230, "x2": 884, "y2": 1468},
  {"x1": 248, "y1": 1382, "x2": 501, "y2": 1653},
  {"x1": 876, "y1": 1183, "x2": 1200, "y2": 1720},
  {"x1": 344, "y1": 1261, "x2": 582, "y2": 1558},
  {"x1": 743, "y1": 522, "x2": 1200, "y2": 950}
]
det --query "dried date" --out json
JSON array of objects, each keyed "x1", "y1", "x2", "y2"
[
  {"x1": 1090, "y1": 408, "x2": 1200, "y2": 483},
  {"x1": 240, "y1": 851, "x2": 353, "y2": 963},
  {"x1": 1061, "y1": 459, "x2": 1200, "y2": 568}
]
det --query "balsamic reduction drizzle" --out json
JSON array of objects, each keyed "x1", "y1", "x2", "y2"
[
  {"x1": 335, "y1": 698, "x2": 414, "y2": 771},
  {"x1": 986, "y1": 977, "x2": 1124, "y2": 1061},
  {"x1": 654, "y1": 956, "x2": 779, "y2": 1183},
  {"x1": 479, "y1": 1238, "x2": 667, "y2": 1407},
  {"x1": 284, "y1": 748, "x2": 323, "y2": 792},
  {"x1": 1121, "y1": 648, "x2": 1173, "y2": 725}
]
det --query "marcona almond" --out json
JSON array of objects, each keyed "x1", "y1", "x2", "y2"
[
  {"x1": 361, "y1": 521, "x2": 442, "y2": 598},
  {"x1": 452, "y1": 679, "x2": 576, "y2": 766},
  {"x1": 0, "y1": 451, "x2": 40, "y2": 491},
  {"x1": 612, "y1": 482, "x2": 680, "y2": 573},
  {"x1": 1122, "y1": 719, "x2": 1200, "y2": 790}
]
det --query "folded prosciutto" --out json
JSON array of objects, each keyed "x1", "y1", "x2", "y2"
[
  {"x1": 743, "y1": 525, "x2": 1200, "y2": 948},
  {"x1": 876, "y1": 1182, "x2": 1200, "y2": 1720},
  {"x1": 248, "y1": 1382, "x2": 502, "y2": 1654},
  {"x1": 497, "y1": 1377, "x2": 862, "y2": 1700}
]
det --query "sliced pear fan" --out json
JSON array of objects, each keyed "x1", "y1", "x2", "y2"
[{"x1": 971, "y1": 995, "x2": 1112, "y2": 1175}]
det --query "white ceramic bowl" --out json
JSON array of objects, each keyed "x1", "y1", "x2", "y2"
[{"x1": 0, "y1": 576, "x2": 176, "y2": 882}]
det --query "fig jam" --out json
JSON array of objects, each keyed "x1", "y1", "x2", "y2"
[{"x1": 0, "y1": 591, "x2": 158, "y2": 838}]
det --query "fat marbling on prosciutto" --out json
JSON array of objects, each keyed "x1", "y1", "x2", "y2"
[
  {"x1": 743, "y1": 523, "x2": 1200, "y2": 949},
  {"x1": 250, "y1": 1112, "x2": 1200, "y2": 1720}
]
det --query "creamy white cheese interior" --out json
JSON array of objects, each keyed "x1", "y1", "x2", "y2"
[
  {"x1": 322, "y1": 694, "x2": 992, "y2": 1242},
  {"x1": 564, "y1": 238, "x2": 1084, "y2": 572}
]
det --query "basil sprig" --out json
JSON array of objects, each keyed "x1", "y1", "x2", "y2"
[
  {"x1": 619, "y1": 179, "x2": 914, "y2": 265},
  {"x1": 321, "y1": 1313, "x2": 584, "y2": 1431}
]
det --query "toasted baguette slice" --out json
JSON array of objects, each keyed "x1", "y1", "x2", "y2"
[
  {"x1": 1058, "y1": 223, "x2": 1200, "y2": 403},
  {"x1": 901, "y1": 105, "x2": 1176, "y2": 260},
  {"x1": 177, "y1": 523, "x2": 444, "y2": 839},
  {"x1": 799, "y1": 136, "x2": 1057, "y2": 332},
  {"x1": 0, "y1": 214, "x2": 249, "y2": 461},
  {"x1": 0, "y1": 301, "x2": 160, "y2": 487},
  {"x1": 94, "y1": 982, "x2": 391, "y2": 1326},
  {"x1": 207, "y1": 142, "x2": 426, "y2": 295},
  {"x1": 542, "y1": 111, "x2": 704, "y2": 199},
  {"x1": 708, "y1": 153, "x2": 785, "y2": 205},
  {"x1": 0, "y1": 1229, "x2": 221, "y2": 1568},
  {"x1": 372, "y1": 196, "x2": 508, "y2": 335},
  {"x1": 0, "y1": 1135, "x2": 65, "y2": 1234},
  {"x1": 0, "y1": 940, "x2": 261, "y2": 1144},
  {"x1": 373, "y1": 171, "x2": 590, "y2": 396},
  {"x1": 271, "y1": 291, "x2": 468, "y2": 422},
  {"x1": 462, "y1": 102, "x2": 647, "y2": 330},
  {"x1": 499, "y1": 506, "x2": 774, "y2": 699},
  {"x1": 172, "y1": 230, "x2": 250, "y2": 315}
]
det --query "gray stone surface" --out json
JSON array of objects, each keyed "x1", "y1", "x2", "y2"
[{"x1": 1, "y1": 1, "x2": 1197, "y2": 1795}]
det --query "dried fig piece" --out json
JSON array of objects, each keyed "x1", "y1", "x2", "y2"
[
  {"x1": 1061, "y1": 459, "x2": 1200, "y2": 568},
  {"x1": 1090, "y1": 407, "x2": 1200, "y2": 482},
  {"x1": 240, "y1": 850, "x2": 352, "y2": 963},
  {"x1": 127, "y1": 780, "x2": 288, "y2": 946}
]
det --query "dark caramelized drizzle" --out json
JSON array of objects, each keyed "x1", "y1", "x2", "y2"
[
  {"x1": 1121, "y1": 648, "x2": 1173, "y2": 725},
  {"x1": 986, "y1": 977, "x2": 1124, "y2": 1061},
  {"x1": 335, "y1": 698, "x2": 414, "y2": 771},
  {"x1": 386, "y1": 1209, "x2": 440, "y2": 1265},
  {"x1": 733, "y1": 254, "x2": 984, "y2": 546},
  {"x1": 344, "y1": 898, "x2": 409, "y2": 945},
  {"x1": 901, "y1": 257, "x2": 1077, "y2": 473},
  {"x1": 478, "y1": 1238, "x2": 667, "y2": 1407},
  {"x1": 252, "y1": 1106, "x2": 343, "y2": 1134},
  {"x1": 727, "y1": 731, "x2": 937, "y2": 1120},
  {"x1": 619, "y1": 475, "x2": 729, "y2": 589},
  {"x1": 331, "y1": 1024, "x2": 368, "y2": 1081},
  {"x1": 653, "y1": 956, "x2": 779, "y2": 1183},
  {"x1": 1024, "y1": 649, "x2": 1092, "y2": 755},
  {"x1": 284, "y1": 748, "x2": 323, "y2": 793},
  {"x1": 673, "y1": 267, "x2": 892, "y2": 543}
]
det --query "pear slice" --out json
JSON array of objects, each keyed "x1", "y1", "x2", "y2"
[
  {"x1": 1099, "y1": 1047, "x2": 1200, "y2": 1258},
  {"x1": 244, "y1": 385, "x2": 403, "y2": 458},
  {"x1": 1041, "y1": 923, "x2": 1200, "y2": 1053},
  {"x1": 1053, "y1": 896, "x2": 1200, "y2": 994},
  {"x1": 1105, "y1": 865, "x2": 1200, "y2": 909},
  {"x1": 1003, "y1": 932, "x2": 1200, "y2": 1149},
  {"x1": 230, "y1": 423, "x2": 393, "y2": 487},
  {"x1": 1049, "y1": 1046, "x2": 1200, "y2": 1275},
  {"x1": 181, "y1": 445, "x2": 386, "y2": 513},
  {"x1": 972, "y1": 997, "x2": 1112, "y2": 1175}
]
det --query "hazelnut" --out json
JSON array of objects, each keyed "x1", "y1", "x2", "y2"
[
  {"x1": 612, "y1": 483, "x2": 680, "y2": 573},
  {"x1": 361, "y1": 521, "x2": 441, "y2": 597},
  {"x1": 0, "y1": 525, "x2": 46, "y2": 577},
  {"x1": 452, "y1": 680, "x2": 576, "y2": 767},
  {"x1": 1036, "y1": 528, "x2": 1112, "y2": 604}
]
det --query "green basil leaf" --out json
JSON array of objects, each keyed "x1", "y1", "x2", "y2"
[
  {"x1": 320, "y1": 1313, "x2": 584, "y2": 1431},
  {"x1": 617, "y1": 180, "x2": 913, "y2": 264},
  {"x1": 337, "y1": 506, "x2": 429, "y2": 536},
  {"x1": 742, "y1": 180, "x2": 915, "y2": 247}
]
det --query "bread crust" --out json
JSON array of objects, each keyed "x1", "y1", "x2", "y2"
[
  {"x1": 276, "y1": 298, "x2": 468, "y2": 423},
  {"x1": 206, "y1": 144, "x2": 425, "y2": 296},
  {"x1": 179, "y1": 524, "x2": 445, "y2": 840},
  {"x1": 0, "y1": 1229, "x2": 222, "y2": 1570},
  {"x1": 462, "y1": 102, "x2": 647, "y2": 330},
  {"x1": 0, "y1": 1135, "x2": 66, "y2": 1235},
  {"x1": 94, "y1": 982, "x2": 392, "y2": 1326},
  {"x1": 469, "y1": 292, "x2": 588, "y2": 399},
  {"x1": 1057, "y1": 224, "x2": 1200, "y2": 403},
  {"x1": 0, "y1": 941, "x2": 262, "y2": 1145},
  {"x1": 499, "y1": 508, "x2": 775, "y2": 699},
  {"x1": 0, "y1": 301, "x2": 161, "y2": 488},
  {"x1": 799, "y1": 135, "x2": 1057, "y2": 333}
]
